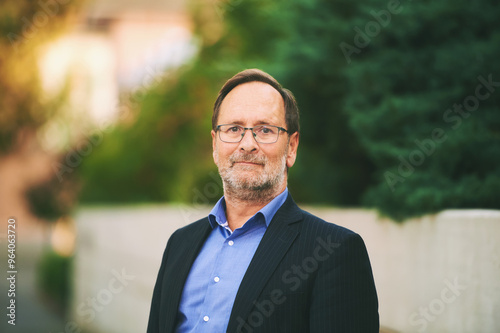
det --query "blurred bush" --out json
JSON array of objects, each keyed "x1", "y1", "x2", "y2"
[
  {"x1": 26, "y1": 167, "x2": 80, "y2": 220},
  {"x1": 37, "y1": 250, "x2": 73, "y2": 315},
  {"x1": 0, "y1": 0, "x2": 83, "y2": 154},
  {"x1": 78, "y1": 0, "x2": 500, "y2": 221},
  {"x1": 79, "y1": 66, "x2": 224, "y2": 204}
]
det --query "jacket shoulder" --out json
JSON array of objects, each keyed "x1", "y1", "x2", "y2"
[
  {"x1": 283, "y1": 192, "x2": 360, "y2": 241},
  {"x1": 174, "y1": 216, "x2": 208, "y2": 234},
  {"x1": 298, "y1": 208, "x2": 361, "y2": 242},
  {"x1": 165, "y1": 216, "x2": 210, "y2": 248}
]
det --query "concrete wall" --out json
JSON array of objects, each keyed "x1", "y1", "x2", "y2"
[{"x1": 73, "y1": 206, "x2": 500, "y2": 332}]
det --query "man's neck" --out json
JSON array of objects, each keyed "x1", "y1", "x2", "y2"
[{"x1": 223, "y1": 184, "x2": 286, "y2": 231}]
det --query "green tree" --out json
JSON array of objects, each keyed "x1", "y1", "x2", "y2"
[
  {"x1": 343, "y1": 0, "x2": 500, "y2": 220},
  {"x1": 271, "y1": 0, "x2": 376, "y2": 206}
]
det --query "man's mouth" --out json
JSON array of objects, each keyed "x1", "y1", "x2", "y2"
[
  {"x1": 230, "y1": 154, "x2": 266, "y2": 167},
  {"x1": 234, "y1": 161, "x2": 263, "y2": 166}
]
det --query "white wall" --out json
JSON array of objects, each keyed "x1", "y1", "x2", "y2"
[
  {"x1": 73, "y1": 206, "x2": 500, "y2": 333},
  {"x1": 307, "y1": 208, "x2": 500, "y2": 333}
]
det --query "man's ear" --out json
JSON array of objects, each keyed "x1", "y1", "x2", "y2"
[
  {"x1": 286, "y1": 132, "x2": 299, "y2": 168},
  {"x1": 211, "y1": 130, "x2": 218, "y2": 165}
]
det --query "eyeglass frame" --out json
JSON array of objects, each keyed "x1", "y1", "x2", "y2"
[{"x1": 215, "y1": 124, "x2": 290, "y2": 144}]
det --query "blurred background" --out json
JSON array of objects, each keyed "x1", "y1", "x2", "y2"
[{"x1": 0, "y1": 0, "x2": 499, "y2": 332}]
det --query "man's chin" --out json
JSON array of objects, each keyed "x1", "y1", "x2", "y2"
[
  {"x1": 231, "y1": 182, "x2": 273, "y2": 193},
  {"x1": 227, "y1": 167, "x2": 262, "y2": 181},
  {"x1": 231, "y1": 177, "x2": 263, "y2": 189}
]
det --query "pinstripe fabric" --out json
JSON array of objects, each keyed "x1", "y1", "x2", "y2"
[{"x1": 147, "y1": 193, "x2": 379, "y2": 333}]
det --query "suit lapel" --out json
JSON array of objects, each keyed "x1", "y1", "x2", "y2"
[
  {"x1": 163, "y1": 219, "x2": 212, "y2": 333},
  {"x1": 226, "y1": 194, "x2": 303, "y2": 332}
]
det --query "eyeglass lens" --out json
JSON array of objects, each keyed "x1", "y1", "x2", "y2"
[{"x1": 218, "y1": 125, "x2": 281, "y2": 143}]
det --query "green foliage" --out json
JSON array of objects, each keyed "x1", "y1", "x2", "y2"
[
  {"x1": 0, "y1": 0, "x2": 83, "y2": 154},
  {"x1": 343, "y1": 0, "x2": 500, "y2": 220},
  {"x1": 79, "y1": 64, "x2": 227, "y2": 204},
  {"x1": 37, "y1": 250, "x2": 72, "y2": 314},
  {"x1": 80, "y1": 0, "x2": 499, "y2": 221},
  {"x1": 272, "y1": 0, "x2": 376, "y2": 206}
]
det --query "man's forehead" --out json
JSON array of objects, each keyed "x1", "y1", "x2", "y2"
[
  {"x1": 222, "y1": 81, "x2": 283, "y2": 107},
  {"x1": 219, "y1": 81, "x2": 285, "y2": 123}
]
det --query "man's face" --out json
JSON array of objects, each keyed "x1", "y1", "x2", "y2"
[{"x1": 211, "y1": 81, "x2": 299, "y2": 199}]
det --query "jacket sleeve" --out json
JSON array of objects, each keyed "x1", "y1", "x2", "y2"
[
  {"x1": 309, "y1": 232, "x2": 379, "y2": 332},
  {"x1": 146, "y1": 233, "x2": 174, "y2": 333}
]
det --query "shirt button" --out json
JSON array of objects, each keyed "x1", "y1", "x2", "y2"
[
  {"x1": 203, "y1": 315, "x2": 210, "y2": 322},
  {"x1": 228, "y1": 240, "x2": 234, "y2": 246},
  {"x1": 214, "y1": 276, "x2": 220, "y2": 283}
]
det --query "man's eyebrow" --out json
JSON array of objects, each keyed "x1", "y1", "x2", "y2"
[{"x1": 225, "y1": 120, "x2": 273, "y2": 126}]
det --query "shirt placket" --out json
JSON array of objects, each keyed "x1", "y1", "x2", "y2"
[{"x1": 196, "y1": 228, "x2": 238, "y2": 329}]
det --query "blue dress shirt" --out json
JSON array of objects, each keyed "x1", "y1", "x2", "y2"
[{"x1": 175, "y1": 188, "x2": 289, "y2": 333}]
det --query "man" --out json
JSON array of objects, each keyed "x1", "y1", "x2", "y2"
[{"x1": 147, "y1": 69, "x2": 379, "y2": 333}]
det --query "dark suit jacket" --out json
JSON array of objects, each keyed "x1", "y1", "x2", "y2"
[{"x1": 147, "y1": 193, "x2": 379, "y2": 332}]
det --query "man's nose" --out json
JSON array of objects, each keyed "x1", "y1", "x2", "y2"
[{"x1": 238, "y1": 129, "x2": 259, "y2": 152}]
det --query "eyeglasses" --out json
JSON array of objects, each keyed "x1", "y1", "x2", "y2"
[{"x1": 216, "y1": 124, "x2": 289, "y2": 144}]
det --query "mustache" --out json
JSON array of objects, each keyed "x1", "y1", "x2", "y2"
[{"x1": 230, "y1": 153, "x2": 266, "y2": 165}]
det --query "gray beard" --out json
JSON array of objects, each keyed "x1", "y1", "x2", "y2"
[{"x1": 218, "y1": 149, "x2": 287, "y2": 204}]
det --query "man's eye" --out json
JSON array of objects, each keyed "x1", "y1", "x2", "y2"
[
  {"x1": 259, "y1": 126, "x2": 274, "y2": 134},
  {"x1": 226, "y1": 126, "x2": 241, "y2": 133}
]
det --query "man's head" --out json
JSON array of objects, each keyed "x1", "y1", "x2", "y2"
[
  {"x1": 212, "y1": 69, "x2": 300, "y2": 134},
  {"x1": 211, "y1": 69, "x2": 300, "y2": 202}
]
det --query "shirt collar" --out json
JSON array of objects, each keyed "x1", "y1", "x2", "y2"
[{"x1": 208, "y1": 188, "x2": 288, "y2": 230}]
